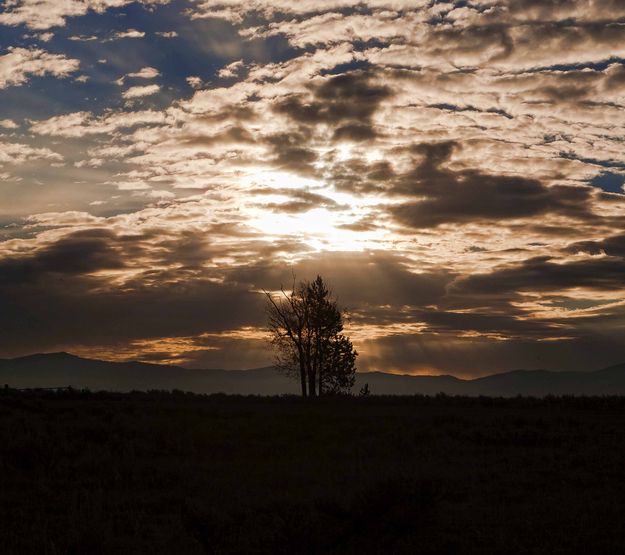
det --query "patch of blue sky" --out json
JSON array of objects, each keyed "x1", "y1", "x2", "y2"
[
  {"x1": 560, "y1": 151, "x2": 625, "y2": 170},
  {"x1": 0, "y1": 23, "x2": 29, "y2": 51},
  {"x1": 521, "y1": 57, "x2": 625, "y2": 74},
  {"x1": 320, "y1": 59, "x2": 372, "y2": 76},
  {"x1": 591, "y1": 172, "x2": 625, "y2": 194},
  {"x1": 0, "y1": 0, "x2": 298, "y2": 121}
]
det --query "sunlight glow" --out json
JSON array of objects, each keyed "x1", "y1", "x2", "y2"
[
  {"x1": 247, "y1": 207, "x2": 388, "y2": 252},
  {"x1": 242, "y1": 169, "x2": 323, "y2": 190}
]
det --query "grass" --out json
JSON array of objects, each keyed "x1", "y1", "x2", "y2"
[{"x1": 1, "y1": 390, "x2": 625, "y2": 554}]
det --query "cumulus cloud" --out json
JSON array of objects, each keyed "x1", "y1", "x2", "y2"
[
  {"x1": 0, "y1": 0, "x2": 170, "y2": 30},
  {"x1": 128, "y1": 66, "x2": 160, "y2": 79},
  {"x1": 116, "y1": 66, "x2": 160, "y2": 85},
  {"x1": 0, "y1": 47, "x2": 79, "y2": 88},
  {"x1": 0, "y1": 141, "x2": 62, "y2": 165},
  {"x1": 218, "y1": 60, "x2": 244, "y2": 78},
  {"x1": 186, "y1": 76, "x2": 203, "y2": 88},
  {"x1": 30, "y1": 110, "x2": 167, "y2": 137},
  {"x1": 112, "y1": 28, "x2": 146, "y2": 39},
  {"x1": 122, "y1": 84, "x2": 161, "y2": 98},
  {"x1": 68, "y1": 34, "x2": 98, "y2": 41},
  {"x1": 0, "y1": 119, "x2": 18, "y2": 129}
]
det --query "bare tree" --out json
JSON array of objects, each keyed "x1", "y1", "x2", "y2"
[
  {"x1": 265, "y1": 275, "x2": 357, "y2": 397},
  {"x1": 265, "y1": 277, "x2": 309, "y2": 397}
]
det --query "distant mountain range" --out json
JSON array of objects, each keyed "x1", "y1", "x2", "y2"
[{"x1": 2, "y1": 352, "x2": 625, "y2": 397}]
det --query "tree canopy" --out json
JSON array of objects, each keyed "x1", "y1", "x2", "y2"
[{"x1": 265, "y1": 276, "x2": 357, "y2": 397}]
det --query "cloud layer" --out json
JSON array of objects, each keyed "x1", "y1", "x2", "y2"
[{"x1": 1, "y1": 0, "x2": 625, "y2": 375}]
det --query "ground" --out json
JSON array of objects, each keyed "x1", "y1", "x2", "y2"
[{"x1": 1, "y1": 390, "x2": 625, "y2": 554}]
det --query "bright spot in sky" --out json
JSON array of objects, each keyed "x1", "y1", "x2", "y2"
[
  {"x1": 247, "y1": 207, "x2": 385, "y2": 252},
  {"x1": 334, "y1": 143, "x2": 353, "y2": 162},
  {"x1": 240, "y1": 168, "x2": 388, "y2": 251},
  {"x1": 242, "y1": 170, "x2": 321, "y2": 190}
]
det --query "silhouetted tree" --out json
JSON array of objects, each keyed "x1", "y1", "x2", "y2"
[
  {"x1": 265, "y1": 277, "x2": 309, "y2": 397},
  {"x1": 265, "y1": 275, "x2": 357, "y2": 397},
  {"x1": 320, "y1": 334, "x2": 357, "y2": 395}
]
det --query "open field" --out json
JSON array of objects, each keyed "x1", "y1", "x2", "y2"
[{"x1": 2, "y1": 390, "x2": 625, "y2": 554}]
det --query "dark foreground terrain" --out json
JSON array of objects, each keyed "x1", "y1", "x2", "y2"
[{"x1": 2, "y1": 391, "x2": 625, "y2": 554}]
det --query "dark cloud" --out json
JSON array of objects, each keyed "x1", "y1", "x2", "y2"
[
  {"x1": 320, "y1": 156, "x2": 398, "y2": 197},
  {"x1": 416, "y1": 309, "x2": 560, "y2": 339},
  {"x1": 253, "y1": 187, "x2": 344, "y2": 213},
  {"x1": 0, "y1": 228, "x2": 265, "y2": 356},
  {"x1": 605, "y1": 64, "x2": 625, "y2": 90},
  {"x1": 504, "y1": 0, "x2": 625, "y2": 20},
  {"x1": 451, "y1": 255, "x2": 625, "y2": 296},
  {"x1": 0, "y1": 229, "x2": 126, "y2": 282},
  {"x1": 566, "y1": 233, "x2": 625, "y2": 258},
  {"x1": 226, "y1": 250, "x2": 452, "y2": 309},
  {"x1": 390, "y1": 141, "x2": 597, "y2": 228},
  {"x1": 333, "y1": 122, "x2": 378, "y2": 141},
  {"x1": 427, "y1": 24, "x2": 514, "y2": 62},
  {"x1": 273, "y1": 71, "x2": 392, "y2": 138},
  {"x1": 428, "y1": 103, "x2": 513, "y2": 119},
  {"x1": 265, "y1": 131, "x2": 318, "y2": 173},
  {"x1": 1, "y1": 269, "x2": 265, "y2": 356}
]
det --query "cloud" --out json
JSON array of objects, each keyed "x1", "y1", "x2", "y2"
[
  {"x1": 450, "y1": 255, "x2": 625, "y2": 296},
  {"x1": 112, "y1": 28, "x2": 146, "y2": 40},
  {"x1": 128, "y1": 67, "x2": 160, "y2": 79},
  {"x1": 254, "y1": 187, "x2": 344, "y2": 213},
  {"x1": 0, "y1": 119, "x2": 18, "y2": 129},
  {"x1": 186, "y1": 76, "x2": 203, "y2": 89},
  {"x1": 0, "y1": 225, "x2": 266, "y2": 357},
  {"x1": 272, "y1": 71, "x2": 392, "y2": 145},
  {"x1": 116, "y1": 66, "x2": 160, "y2": 85},
  {"x1": 30, "y1": 110, "x2": 167, "y2": 137},
  {"x1": 0, "y1": 141, "x2": 62, "y2": 165},
  {"x1": 122, "y1": 84, "x2": 161, "y2": 99},
  {"x1": 218, "y1": 60, "x2": 244, "y2": 78},
  {"x1": 68, "y1": 34, "x2": 98, "y2": 41},
  {"x1": 389, "y1": 141, "x2": 598, "y2": 229},
  {"x1": 0, "y1": 0, "x2": 170, "y2": 30},
  {"x1": 0, "y1": 47, "x2": 79, "y2": 88},
  {"x1": 226, "y1": 250, "x2": 452, "y2": 313},
  {"x1": 566, "y1": 233, "x2": 625, "y2": 259},
  {"x1": 0, "y1": 228, "x2": 126, "y2": 281}
]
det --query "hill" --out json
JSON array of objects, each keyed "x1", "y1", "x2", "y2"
[
  {"x1": 2, "y1": 352, "x2": 625, "y2": 396},
  {"x1": 0, "y1": 352, "x2": 298, "y2": 395}
]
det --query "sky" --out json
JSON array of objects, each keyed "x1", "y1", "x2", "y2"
[{"x1": 1, "y1": 0, "x2": 625, "y2": 376}]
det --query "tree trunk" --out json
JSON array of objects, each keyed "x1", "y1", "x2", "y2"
[
  {"x1": 318, "y1": 367, "x2": 323, "y2": 397},
  {"x1": 298, "y1": 347, "x2": 307, "y2": 397},
  {"x1": 308, "y1": 370, "x2": 317, "y2": 397},
  {"x1": 300, "y1": 374, "x2": 307, "y2": 397}
]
